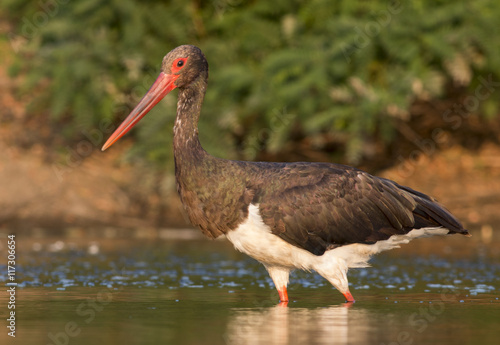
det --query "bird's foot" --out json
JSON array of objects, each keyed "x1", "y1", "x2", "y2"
[
  {"x1": 277, "y1": 301, "x2": 289, "y2": 307},
  {"x1": 343, "y1": 291, "x2": 355, "y2": 303},
  {"x1": 278, "y1": 286, "x2": 289, "y2": 303}
]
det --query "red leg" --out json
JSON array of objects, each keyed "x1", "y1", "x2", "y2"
[
  {"x1": 343, "y1": 291, "x2": 355, "y2": 303},
  {"x1": 278, "y1": 286, "x2": 289, "y2": 302}
]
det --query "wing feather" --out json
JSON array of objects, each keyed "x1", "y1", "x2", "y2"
[{"x1": 255, "y1": 162, "x2": 468, "y2": 255}]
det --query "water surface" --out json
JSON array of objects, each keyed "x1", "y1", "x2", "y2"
[{"x1": 0, "y1": 233, "x2": 499, "y2": 344}]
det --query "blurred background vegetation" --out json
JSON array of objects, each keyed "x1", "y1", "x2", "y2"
[
  {"x1": 1, "y1": 0, "x2": 500, "y2": 229},
  {"x1": 4, "y1": 0, "x2": 500, "y2": 166}
]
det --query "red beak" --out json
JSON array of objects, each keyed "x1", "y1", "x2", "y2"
[{"x1": 102, "y1": 72, "x2": 179, "y2": 151}]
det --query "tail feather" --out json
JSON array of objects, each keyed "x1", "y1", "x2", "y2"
[{"x1": 398, "y1": 184, "x2": 470, "y2": 237}]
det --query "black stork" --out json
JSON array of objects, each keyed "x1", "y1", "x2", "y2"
[{"x1": 102, "y1": 45, "x2": 470, "y2": 303}]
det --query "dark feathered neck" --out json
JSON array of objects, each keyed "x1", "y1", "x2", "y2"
[{"x1": 173, "y1": 77, "x2": 208, "y2": 158}]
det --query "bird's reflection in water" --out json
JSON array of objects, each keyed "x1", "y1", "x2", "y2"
[{"x1": 224, "y1": 302, "x2": 372, "y2": 345}]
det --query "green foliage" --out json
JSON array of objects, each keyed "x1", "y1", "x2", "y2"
[{"x1": 4, "y1": 0, "x2": 500, "y2": 165}]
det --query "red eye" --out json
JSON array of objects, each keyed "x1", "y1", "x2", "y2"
[{"x1": 172, "y1": 58, "x2": 188, "y2": 73}]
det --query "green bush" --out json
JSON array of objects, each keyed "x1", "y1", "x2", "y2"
[{"x1": 4, "y1": 0, "x2": 500, "y2": 165}]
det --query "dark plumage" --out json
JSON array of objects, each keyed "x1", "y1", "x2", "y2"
[
  {"x1": 174, "y1": 155, "x2": 468, "y2": 255},
  {"x1": 102, "y1": 45, "x2": 470, "y2": 304}
]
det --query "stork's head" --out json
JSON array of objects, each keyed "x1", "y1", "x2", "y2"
[{"x1": 102, "y1": 45, "x2": 208, "y2": 151}]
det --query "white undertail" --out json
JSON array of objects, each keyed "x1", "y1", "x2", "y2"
[{"x1": 225, "y1": 204, "x2": 450, "y2": 295}]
